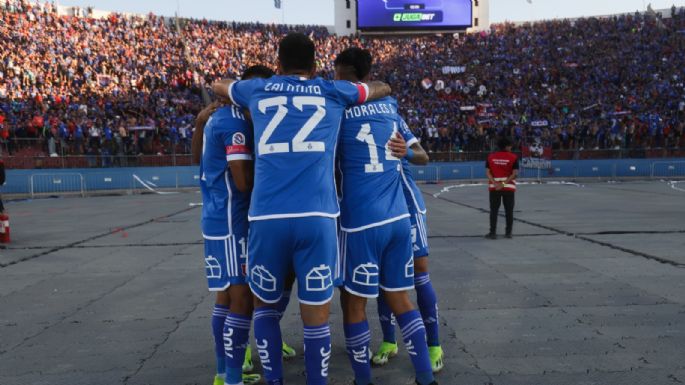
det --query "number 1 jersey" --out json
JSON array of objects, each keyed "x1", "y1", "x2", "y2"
[
  {"x1": 338, "y1": 96, "x2": 409, "y2": 231},
  {"x1": 229, "y1": 75, "x2": 368, "y2": 221}
]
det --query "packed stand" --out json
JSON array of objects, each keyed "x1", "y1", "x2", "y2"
[{"x1": 1, "y1": 0, "x2": 684, "y2": 161}]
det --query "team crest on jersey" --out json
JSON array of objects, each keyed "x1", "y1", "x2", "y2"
[{"x1": 233, "y1": 132, "x2": 246, "y2": 145}]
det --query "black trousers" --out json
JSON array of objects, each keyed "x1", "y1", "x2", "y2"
[{"x1": 489, "y1": 190, "x2": 515, "y2": 234}]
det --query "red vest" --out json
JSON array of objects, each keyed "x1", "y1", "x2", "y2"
[{"x1": 487, "y1": 151, "x2": 518, "y2": 192}]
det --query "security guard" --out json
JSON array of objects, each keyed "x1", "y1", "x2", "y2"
[{"x1": 485, "y1": 137, "x2": 518, "y2": 239}]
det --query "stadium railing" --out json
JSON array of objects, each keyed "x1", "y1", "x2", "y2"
[
  {"x1": 3, "y1": 148, "x2": 685, "y2": 170},
  {"x1": 2, "y1": 159, "x2": 685, "y2": 197}
]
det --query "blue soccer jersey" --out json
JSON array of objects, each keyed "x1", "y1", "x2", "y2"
[
  {"x1": 338, "y1": 96, "x2": 409, "y2": 231},
  {"x1": 397, "y1": 118, "x2": 427, "y2": 214},
  {"x1": 200, "y1": 105, "x2": 253, "y2": 237},
  {"x1": 228, "y1": 75, "x2": 368, "y2": 221}
]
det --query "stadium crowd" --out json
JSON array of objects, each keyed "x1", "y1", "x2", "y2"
[{"x1": 1, "y1": 0, "x2": 684, "y2": 158}]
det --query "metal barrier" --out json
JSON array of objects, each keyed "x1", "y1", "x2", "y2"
[
  {"x1": 651, "y1": 161, "x2": 685, "y2": 179},
  {"x1": 4, "y1": 159, "x2": 685, "y2": 198},
  {"x1": 408, "y1": 166, "x2": 439, "y2": 183},
  {"x1": 29, "y1": 173, "x2": 85, "y2": 198}
]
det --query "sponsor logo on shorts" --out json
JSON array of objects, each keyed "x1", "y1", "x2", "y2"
[
  {"x1": 306, "y1": 265, "x2": 333, "y2": 292},
  {"x1": 352, "y1": 263, "x2": 379, "y2": 287},
  {"x1": 205, "y1": 255, "x2": 222, "y2": 279},
  {"x1": 251, "y1": 265, "x2": 277, "y2": 292},
  {"x1": 405, "y1": 257, "x2": 414, "y2": 278}
]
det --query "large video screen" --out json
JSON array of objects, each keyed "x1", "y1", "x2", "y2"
[{"x1": 357, "y1": 0, "x2": 472, "y2": 31}]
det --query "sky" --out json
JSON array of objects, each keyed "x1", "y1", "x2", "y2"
[{"x1": 57, "y1": 0, "x2": 685, "y2": 25}]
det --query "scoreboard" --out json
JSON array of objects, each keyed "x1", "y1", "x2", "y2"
[{"x1": 356, "y1": 0, "x2": 473, "y2": 31}]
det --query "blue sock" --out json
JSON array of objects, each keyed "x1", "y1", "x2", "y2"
[
  {"x1": 275, "y1": 290, "x2": 291, "y2": 320},
  {"x1": 415, "y1": 273, "x2": 440, "y2": 347},
  {"x1": 223, "y1": 312, "x2": 252, "y2": 385},
  {"x1": 303, "y1": 324, "x2": 332, "y2": 385},
  {"x1": 343, "y1": 320, "x2": 372, "y2": 385},
  {"x1": 376, "y1": 295, "x2": 396, "y2": 344},
  {"x1": 253, "y1": 307, "x2": 283, "y2": 385},
  {"x1": 397, "y1": 310, "x2": 434, "y2": 385},
  {"x1": 212, "y1": 304, "x2": 229, "y2": 375}
]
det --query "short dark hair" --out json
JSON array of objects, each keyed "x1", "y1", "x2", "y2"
[
  {"x1": 242, "y1": 65, "x2": 275, "y2": 80},
  {"x1": 334, "y1": 47, "x2": 373, "y2": 81},
  {"x1": 278, "y1": 33, "x2": 316, "y2": 73},
  {"x1": 497, "y1": 136, "x2": 513, "y2": 150}
]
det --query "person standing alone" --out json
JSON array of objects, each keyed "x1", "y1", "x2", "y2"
[{"x1": 485, "y1": 137, "x2": 518, "y2": 239}]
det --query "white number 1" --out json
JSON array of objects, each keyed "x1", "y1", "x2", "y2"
[
  {"x1": 257, "y1": 96, "x2": 327, "y2": 155},
  {"x1": 356, "y1": 122, "x2": 399, "y2": 173}
]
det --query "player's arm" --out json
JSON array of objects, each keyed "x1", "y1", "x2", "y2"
[
  {"x1": 212, "y1": 78, "x2": 259, "y2": 108},
  {"x1": 337, "y1": 80, "x2": 392, "y2": 106},
  {"x1": 211, "y1": 79, "x2": 235, "y2": 101},
  {"x1": 224, "y1": 128, "x2": 254, "y2": 193},
  {"x1": 365, "y1": 81, "x2": 392, "y2": 102},
  {"x1": 191, "y1": 101, "x2": 222, "y2": 164},
  {"x1": 392, "y1": 117, "x2": 429, "y2": 165},
  {"x1": 229, "y1": 160, "x2": 254, "y2": 193}
]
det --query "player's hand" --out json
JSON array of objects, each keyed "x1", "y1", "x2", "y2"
[
  {"x1": 388, "y1": 132, "x2": 407, "y2": 158},
  {"x1": 495, "y1": 182, "x2": 504, "y2": 191},
  {"x1": 196, "y1": 101, "x2": 221, "y2": 124}
]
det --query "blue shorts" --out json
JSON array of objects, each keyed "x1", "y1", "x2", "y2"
[
  {"x1": 248, "y1": 217, "x2": 338, "y2": 305},
  {"x1": 204, "y1": 235, "x2": 248, "y2": 291},
  {"x1": 340, "y1": 217, "x2": 414, "y2": 298},
  {"x1": 410, "y1": 212, "x2": 430, "y2": 258}
]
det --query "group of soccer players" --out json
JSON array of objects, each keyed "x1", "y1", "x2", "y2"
[{"x1": 194, "y1": 32, "x2": 443, "y2": 385}]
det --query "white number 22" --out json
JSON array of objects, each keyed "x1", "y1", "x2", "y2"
[{"x1": 257, "y1": 96, "x2": 326, "y2": 155}]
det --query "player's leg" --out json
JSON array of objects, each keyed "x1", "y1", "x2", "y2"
[
  {"x1": 340, "y1": 228, "x2": 379, "y2": 385},
  {"x1": 212, "y1": 291, "x2": 230, "y2": 385},
  {"x1": 247, "y1": 219, "x2": 291, "y2": 385},
  {"x1": 294, "y1": 217, "x2": 337, "y2": 385},
  {"x1": 373, "y1": 295, "x2": 398, "y2": 365},
  {"x1": 276, "y1": 272, "x2": 297, "y2": 359},
  {"x1": 341, "y1": 290, "x2": 372, "y2": 385},
  {"x1": 381, "y1": 219, "x2": 436, "y2": 385},
  {"x1": 413, "y1": 213, "x2": 443, "y2": 372},
  {"x1": 503, "y1": 192, "x2": 515, "y2": 237},
  {"x1": 204, "y1": 238, "x2": 232, "y2": 385},
  {"x1": 486, "y1": 191, "x2": 501, "y2": 238},
  {"x1": 224, "y1": 283, "x2": 260, "y2": 385},
  {"x1": 383, "y1": 291, "x2": 436, "y2": 385},
  {"x1": 222, "y1": 234, "x2": 261, "y2": 385},
  {"x1": 414, "y1": 257, "x2": 443, "y2": 373}
]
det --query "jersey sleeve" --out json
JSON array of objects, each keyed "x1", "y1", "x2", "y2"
[
  {"x1": 332, "y1": 80, "x2": 369, "y2": 106},
  {"x1": 397, "y1": 117, "x2": 419, "y2": 148},
  {"x1": 218, "y1": 119, "x2": 253, "y2": 162},
  {"x1": 227, "y1": 78, "x2": 263, "y2": 108}
]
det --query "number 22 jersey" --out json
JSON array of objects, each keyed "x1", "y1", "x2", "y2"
[{"x1": 229, "y1": 75, "x2": 368, "y2": 221}]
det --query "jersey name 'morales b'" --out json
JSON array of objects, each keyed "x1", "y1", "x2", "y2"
[{"x1": 338, "y1": 96, "x2": 409, "y2": 231}]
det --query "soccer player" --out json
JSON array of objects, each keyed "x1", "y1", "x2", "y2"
[
  {"x1": 334, "y1": 47, "x2": 437, "y2": 385},
  {"x1": 372, "y1": 108, "x2": 444, "y2": 373},
  {"x1": 194, "y1": 65, "x2": 274, "y2": 385},
  {"x1": 212, "y1": 33, "x2": 391, "y2": 385}
]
